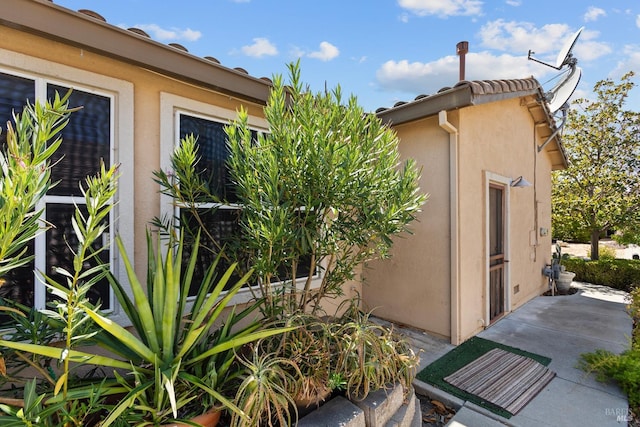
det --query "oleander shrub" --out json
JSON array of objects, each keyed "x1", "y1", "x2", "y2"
[{"x1": 562, "y1": 257, "x2": 640, "y2": 292}]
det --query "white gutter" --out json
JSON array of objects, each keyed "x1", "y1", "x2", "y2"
[{"x1": 439, "y1": 110, "x2": 461, "y2": 345}]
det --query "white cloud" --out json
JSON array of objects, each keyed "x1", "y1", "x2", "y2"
[
  {"x1": 479, "y1": 20, "x2": 569, "y2": 54},
  {"x1": 584, "y1": 6, "x2": 606, "y2": 22},
  {"x1": 134, "y1": 24, "x2": 201, "y2": 42},
  {"x1": 240, "y1": 38, "x2": 278, "y2": 58},
  {"x1": 636, "y1": 14, "x2": 640, "y2": 28},
  {"x1": 375, "y1": 51, "x2": 544, "y2": 95},
  {"x1": 505, "y1": 0, "x2": 521, "y2": 6},
  {"x1": 478, "y1": 20, "x2": 610, "y2": 64},
  {"x1": 307, "y1": 42, "x2": 340, "y2": 61},
  {"x1": 397, "y1": 0, "x2": 483, "y2": 17},
  {"x1": 573, "y1": 29, "x2": 612, "y2": 62},
  {"x1": 610, "y1": 45, "x2": 640, "y2": 78}
]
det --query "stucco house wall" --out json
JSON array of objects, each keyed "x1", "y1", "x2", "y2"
[
  {"x1": 0, "y1": 1, "x2": 363, "y2": 323},
  {"x1": 1, "y1": 2, "x2": 562, "y2": 342},
  {"x1": 363, "y1": 115, "x2": 452, "y2": 338},
  {"x1": 1, "y1": 24, "x2": 266, "y2": 264},
  {"x1": 456, "y1": 97, "x2": 553, "y2": 341},
  {"x1": 365, "y1": 81, "x2": 565, "y2": 344}
]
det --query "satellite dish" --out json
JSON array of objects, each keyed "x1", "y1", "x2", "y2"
[
  {"x1": 532, "y1": 28, "x2": 584, "y2": 151},
  {"x1": 528, "y1": 26, "x2": 584, "y2": 71},
  {"x1": 555, "y1": 27, "x2": 584, "y2": 69},
  {"x1": 546, "y1": 67, "x2": 581, "y2": 113}
]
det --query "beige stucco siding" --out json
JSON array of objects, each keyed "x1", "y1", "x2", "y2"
[
  {"x1": 364, "y1": 115, "x2": 452, "y2": 338},
  {"x1": 2, "y1": 17, "x2": 559, "y2": 336},
  {"x1": 365, "y1": 94, "x2": 556, "y2": 343},
  {"x1": 456, "y1": 98, "x2": 551, "y2": 341},
  {"x1": 0, "y1": 27, "x2": 264, "y2": 278},
  {"x1": 1, "y1": 24, "x2": 362, "y2": 314}
]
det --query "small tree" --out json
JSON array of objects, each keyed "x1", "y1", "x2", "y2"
[
  {"x1": 552, "y1": 72, "x2": 640, "y2": 259},
  {"x1": 225, "y1": 61, "x2": 427, "y2": 316}
]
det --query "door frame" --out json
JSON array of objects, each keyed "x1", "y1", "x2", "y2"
[{"x1": 484, "y1": 172, "x2": 511, "y2": 326}]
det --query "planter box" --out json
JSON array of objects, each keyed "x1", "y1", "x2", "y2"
[{"x1": 298, "y1": 384, "x2": 421, "y2": 427}]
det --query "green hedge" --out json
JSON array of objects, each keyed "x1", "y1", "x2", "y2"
[{"x1": 562, "y1": 258, "x2": 640, "y2": 292}]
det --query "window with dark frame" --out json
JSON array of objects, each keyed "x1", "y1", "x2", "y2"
[
  {"x1": 0, "y1": 73, "x2": 113, "y2": 322},
  {"x1": 177, "y1": 114, "x2": 245, "y2": 295},
  {"x1": 0, "y1": 72, "x2": 37, "y2": 311},
  {"x1": 176, "y1": 113, "x2": 314, "y2": 295}
]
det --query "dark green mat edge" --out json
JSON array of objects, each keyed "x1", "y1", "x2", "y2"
[{"x1": 415, "y1": 336, "x2": 552, "y2": 419}]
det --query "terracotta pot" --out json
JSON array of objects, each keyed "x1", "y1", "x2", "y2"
[{"x1": 161, "y1": 408, "x2": 221, "y2": 427}]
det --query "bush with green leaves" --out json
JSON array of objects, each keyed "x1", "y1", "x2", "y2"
[
  {"x1": 587, "y1": 245, "x2": 617, "y2": 260},
  {"x1": 225, "y1": 61, "x2": 427, "y2": 317},
  {"x1": 562, "y1": 257, "x2": 640, "y2": 292},
  {"x1": 579, "y1": 287, "x2": 640, "y2": 413},
  {"x1": 157, "y1": 61, "x2": 427, "y2": 318},
  {"x1": 151, "y1": 62, "x2": 426, "y2": 418},
  {"x1": 0, "y1": 97, "x2": 291, "y2": 426},
  {"x1": 0, "y1": 160, "x2": 120, "y2": 426}
]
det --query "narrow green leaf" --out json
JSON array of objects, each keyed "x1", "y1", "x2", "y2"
[
  {"x1": 161, "y1": 238, "x2": 178, "y2": 364},
  {"x1": 115, "y1": 235, "x2": 160, "y2": 353},
  {"x1": 0, "y1": 339, "x2": 139, "y2": 371},
  {"x1": 82, "y1": 308, "x2": 157, "y2": 364},
  {"x1": 53, "y1": 373, "x2": 67, "y2": 396}
]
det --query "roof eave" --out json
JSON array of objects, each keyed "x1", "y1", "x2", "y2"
[
  {"x1": 376, "y1": 85, "x2": 474, "y2": 126},
  {"x1": 1, "y1": 0, "x2": 271, "y2": 105},
  {"x1": 376, "y1": 79, "x2": 569, "y2": 169}
]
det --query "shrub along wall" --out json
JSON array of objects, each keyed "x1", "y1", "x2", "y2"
[{"x1": 563, "y1": 258, "x2": 640, "y2": 292}]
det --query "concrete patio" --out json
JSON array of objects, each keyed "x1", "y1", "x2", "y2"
[{"x1": 404, "y1": 282, "x2": 633, "y2": 426}]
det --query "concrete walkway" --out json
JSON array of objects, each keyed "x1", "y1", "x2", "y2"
[{"x1": 406, "y1": 282, "x2": 633, "y2": 427}]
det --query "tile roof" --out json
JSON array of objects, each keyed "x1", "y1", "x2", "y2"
[
  {"x1": 375, "y1": 77, "x2": 542, "y2": 115},
  {"x1": 374, "y1": 76, "x2": 568, "y2": 170},
  {"x1": 64, "y1": 5, "x2": 274, "y2": 84},
  {"x1": 0, "y1": 1, "x2": 272, "y2": 104}
]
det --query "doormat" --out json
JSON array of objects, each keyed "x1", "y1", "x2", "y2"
[
  {"x1": 416, "y1": 336, "x2": 553, "y2": 419},
  {"x1": 444, "y1": 348, "x2": 555, "y2": 415}
]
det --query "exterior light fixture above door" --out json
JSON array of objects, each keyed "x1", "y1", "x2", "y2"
[{"x1": 510, "y1": 176, "x2": 532, "y2": 188}]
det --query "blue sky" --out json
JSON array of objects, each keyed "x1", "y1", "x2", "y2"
[{"x1": 53, "y1": 0, "x2": 639, "y2": 113}]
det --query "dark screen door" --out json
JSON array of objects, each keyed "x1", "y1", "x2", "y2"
[{"x1": 489, "y1": 185, "x2": 505, "y2": 321}]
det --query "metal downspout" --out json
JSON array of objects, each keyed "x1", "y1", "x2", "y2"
[{"x1": 439, "y1": 110, "x2": 461, "y2": 345}]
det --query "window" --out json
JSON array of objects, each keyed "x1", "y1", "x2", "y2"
[
  {"x1": 0, "y1": 77, "x2": 112, "y2": 311},
  {"x1": 0, "y1": 49, "x2": 134, "y2": 324},
  {"x1": 160, "y1": 94, "x2": 319, "y2": 303},
  {"x1": 177, "y1": 113, "x2": 243, "y2": 294},
  {"x1": 0, "y1": 72, "x2": 37, "y2": 309}
]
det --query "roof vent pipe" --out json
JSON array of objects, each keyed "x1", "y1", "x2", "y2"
[{"x1": 456, "y1": 41, "x2": 469, "y2": 81}]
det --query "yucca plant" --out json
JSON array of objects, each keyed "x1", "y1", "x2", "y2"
[
  {"x1": 0, "y1": 231, "x2": 291, "y2": 426},
  {"x1": 85, "y1": 231, "x2": 292, "y2": 426}
]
